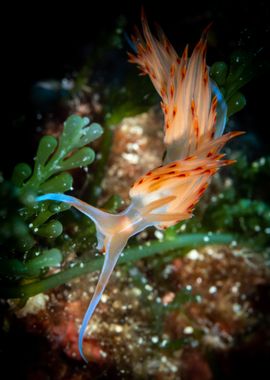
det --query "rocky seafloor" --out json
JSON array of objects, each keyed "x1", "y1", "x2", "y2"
[{"x1": 2, "y1": 108, "x2": 270, "y2": 380}]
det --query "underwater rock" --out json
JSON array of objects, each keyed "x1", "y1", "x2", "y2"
[
  {"x1": 100, "y1": 106, "x2": 164, "y2": 203},
  {"x1": 165, "y1": 246, "x2": 270, "y2": 351},
  {"x1": 11, "y1": 243, "x2": 269, "y2": 379},
  {"x1": 12, "y1": 294, "x2": 49, "y2": 318}
]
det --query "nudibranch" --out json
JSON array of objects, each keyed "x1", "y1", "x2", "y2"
[{"x1": 36, "y1": 12, "x2": 244, "y2": 362}]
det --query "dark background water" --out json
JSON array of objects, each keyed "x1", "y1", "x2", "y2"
[
  {"x1": 2, "y1": 0, "x2": 269, "y2": 175},
  {"x1": 1, "y1": 2, "x2": 270, "y2": 379}
]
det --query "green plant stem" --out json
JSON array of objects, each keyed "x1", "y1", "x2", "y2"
[{"x1": 1, "y1": 233, "x2": 235, "y2": 299}]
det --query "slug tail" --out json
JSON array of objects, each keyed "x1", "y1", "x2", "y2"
[
  {"x1": 36, "y1": 194, "x2": 131, "y2": 361},
  {"x1": 78, "y1": 235, "x2": 128, "y2": 362}
]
